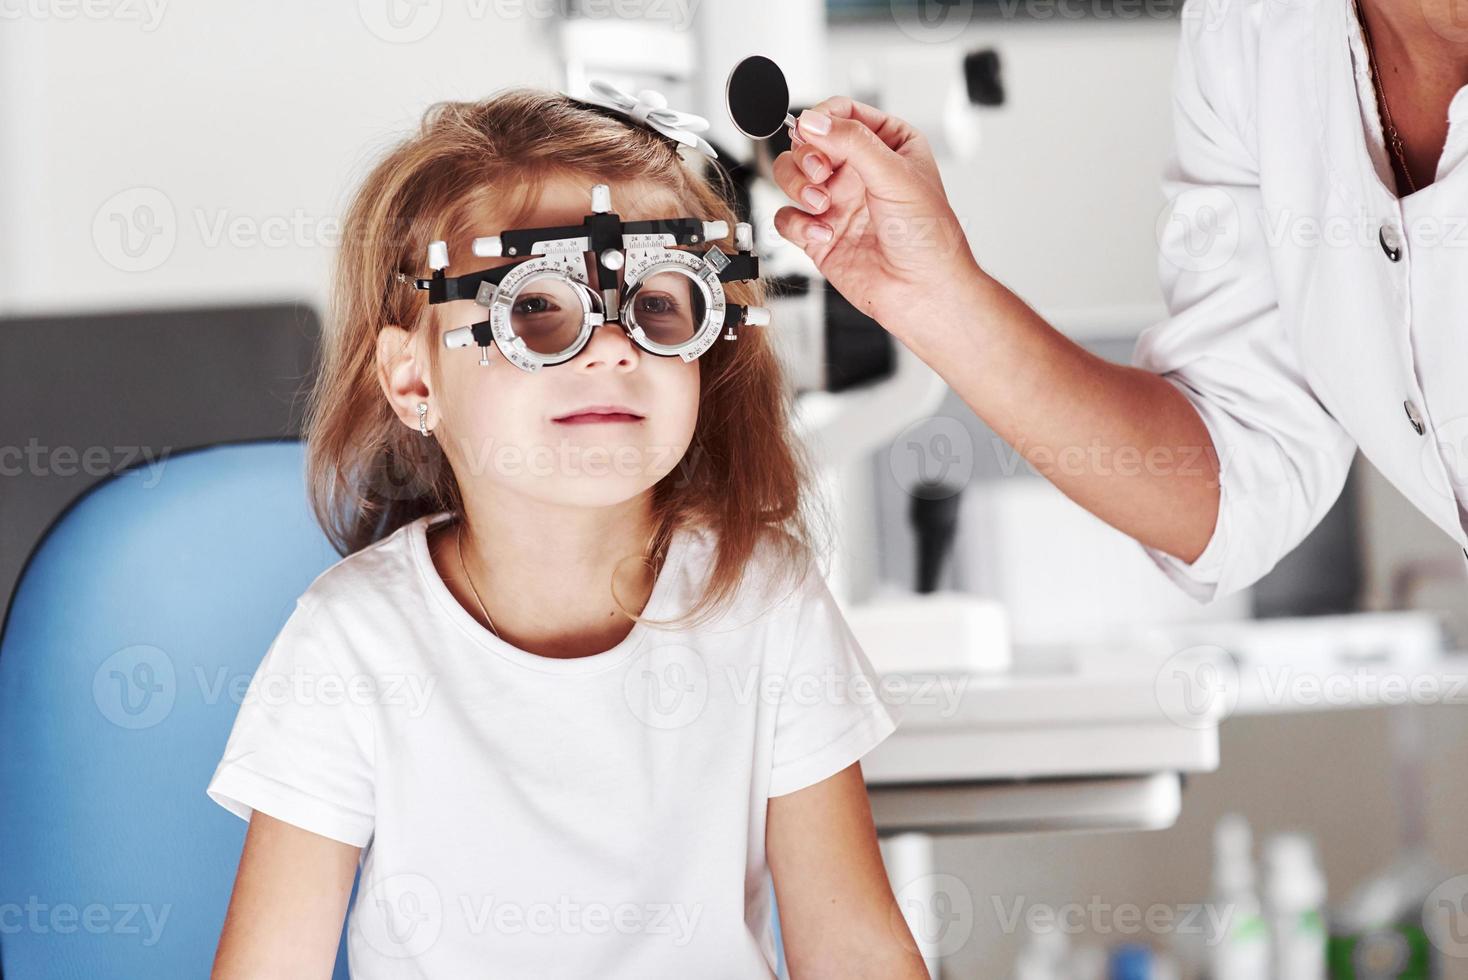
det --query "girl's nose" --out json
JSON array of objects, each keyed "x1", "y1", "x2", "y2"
[{"x1": 576, "y1": 320, "x2": 639, "y2": 371}]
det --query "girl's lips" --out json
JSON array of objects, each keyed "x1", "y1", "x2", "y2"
[{"x1": 553, "y1": 412, "x2": 644, "y2": 425}]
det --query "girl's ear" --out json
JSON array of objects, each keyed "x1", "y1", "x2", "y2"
[{"x1": 376, "y1": 323, "x2": 434, "y2": 433}]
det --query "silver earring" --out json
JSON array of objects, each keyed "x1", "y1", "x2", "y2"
[{"x1": 417, "y1": 402, "x2": 432, "y2": 436}]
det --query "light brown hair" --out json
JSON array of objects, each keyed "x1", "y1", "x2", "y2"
[{"x1": 303, "y1": 87, "x2": 829, "y2": 629}]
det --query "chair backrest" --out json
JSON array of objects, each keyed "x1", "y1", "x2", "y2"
[{"x1": 0, "y1": 440, "x2": 351, "y2": 978}]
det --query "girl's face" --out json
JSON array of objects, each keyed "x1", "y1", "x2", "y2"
[{"x1": 425, "y1": 175, "x2": 702, "y2": 511}]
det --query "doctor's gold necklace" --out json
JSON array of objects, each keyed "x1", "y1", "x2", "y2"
[{"x1": 1352, "y1": 0, "x2": 1418, "y2": 195}]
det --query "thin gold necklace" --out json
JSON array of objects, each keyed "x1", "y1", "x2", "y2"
[
  {"x1": 455, "y1": 519, "x2": 500, "y2": 639},
  {"x1": 454, "y1": 518, "x2": 670, "y2": 642},
  {"x1": 1353, "y1": 0, "x2": 1418, "y2": 195}
]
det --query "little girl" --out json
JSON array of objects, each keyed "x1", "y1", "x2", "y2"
[{"x1": 206, "y1": 87, "x2": 925, "y2": 979}]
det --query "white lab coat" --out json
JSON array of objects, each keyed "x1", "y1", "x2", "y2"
[{"x1": 1133, "y1": 0, "x2": 1468, "y2": 602}]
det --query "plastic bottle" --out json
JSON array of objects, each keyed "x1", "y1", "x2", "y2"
[
  {"x1": 1207, "y1": 814, "x2": 1270, "y2": 980},
  {"x1": 1108, "y1": 943, "x2": 1153, "y2": 980},
  {"x1": 1014, "y1": 927, "x2": 1067, "y2": 980},
  {"x1": 1263, "y1": 833, "x2": 1328, "y2": 980}
]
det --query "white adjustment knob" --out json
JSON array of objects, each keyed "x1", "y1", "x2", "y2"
[
  {"x1": 701, "y1": 220, "x2": 729, "y2": 242},
  {"x1": 591, "y1": 184, "x2": 612, "y2": 213},
  {"x1": 472, "y1": 236, "x2": 502, "y2": 258},
  {"x1": 743, "y1": 306, "x2": 771, "y2": 327},
  {"x1": 427, "y1": 240, "x2": 449, "y2": 271},
  {"x1": 735, "y1": 222, "x2": 753, "y2": 252},
  {"x1": 444, "y1": 326, "x2": 474, "y2": 348},
  {"x1": 600, "y1": 248, "x2": 624, "y2": 271}
]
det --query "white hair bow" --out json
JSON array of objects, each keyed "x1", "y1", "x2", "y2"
[{"x1": 582, "y1": 79, "x2": 719, "y2": 160}]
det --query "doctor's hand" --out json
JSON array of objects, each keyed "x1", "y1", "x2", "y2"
[
  {"x1": 770, "y1": 96, "x2": 1223, "y2": 570},
  {"x1": 771, "y1": 97, "x2": 983, "y2": 341}
]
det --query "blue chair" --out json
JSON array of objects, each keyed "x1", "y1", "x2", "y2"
[
  {"x1": 0, "y1": 440, "x2": 351, "y2": 979},
  {"x1": 0, "y1": 437, "x2": 793, "y2": 979}
]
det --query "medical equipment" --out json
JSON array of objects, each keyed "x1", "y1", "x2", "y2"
[
  {"x1": 1265, "y1": 834, "x2": 1329, "y2": 980},
  {"x1": 725, "y1": 55, "x2": 798, "y2": 141},
  {"x1": 404, "y1": 182, "x2": 769, "y2": 373}
]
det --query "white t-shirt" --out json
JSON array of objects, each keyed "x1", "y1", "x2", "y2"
[{"x1": 207, "y1": 510, "x2": 898, "y2": 979}]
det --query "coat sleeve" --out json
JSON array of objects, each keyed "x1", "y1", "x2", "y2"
[{"x1": 1131, "y1": 0, "x2": 1358, "y2": 602}]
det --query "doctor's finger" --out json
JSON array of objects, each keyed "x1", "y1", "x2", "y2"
[
  {"x1": 802, "y1": 95, "x2": 923, "y2": 156},
  {"x1": 773, "y1": 204, "x2": 834, "y2": 249},
  {"x1": 772, "y1": 151, "x2": 832, "y2": 213},
  {"x1": 794, "y1": 109, "x2": 919, "y2": 203}
]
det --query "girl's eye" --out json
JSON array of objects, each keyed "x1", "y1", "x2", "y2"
[
  {"x1": 635, "y1": 294, "x2": 679, "y2": 317},
  {"x1": 513, "y1": 294, "x2": 560, "y2": 316}
]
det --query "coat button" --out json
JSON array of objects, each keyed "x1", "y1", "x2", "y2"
[
  {"x1": 1380, "y1": 224, "x2": 1403, "y2": 261},
  {"x1": 1403, "y1": 399, "x2": 1425, "y2": 435}
]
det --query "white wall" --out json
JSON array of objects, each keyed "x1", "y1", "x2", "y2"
[
  {"x1": 828, "y1": 15, "x2": 1183, "y2": 334},
  {"x1": 0, "y1": 2, "x2": 564, "y2": 318}
]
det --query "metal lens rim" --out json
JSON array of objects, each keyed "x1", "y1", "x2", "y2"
[{"x1": 622, "y1": 258, "x2": 721, "y2": 358}]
